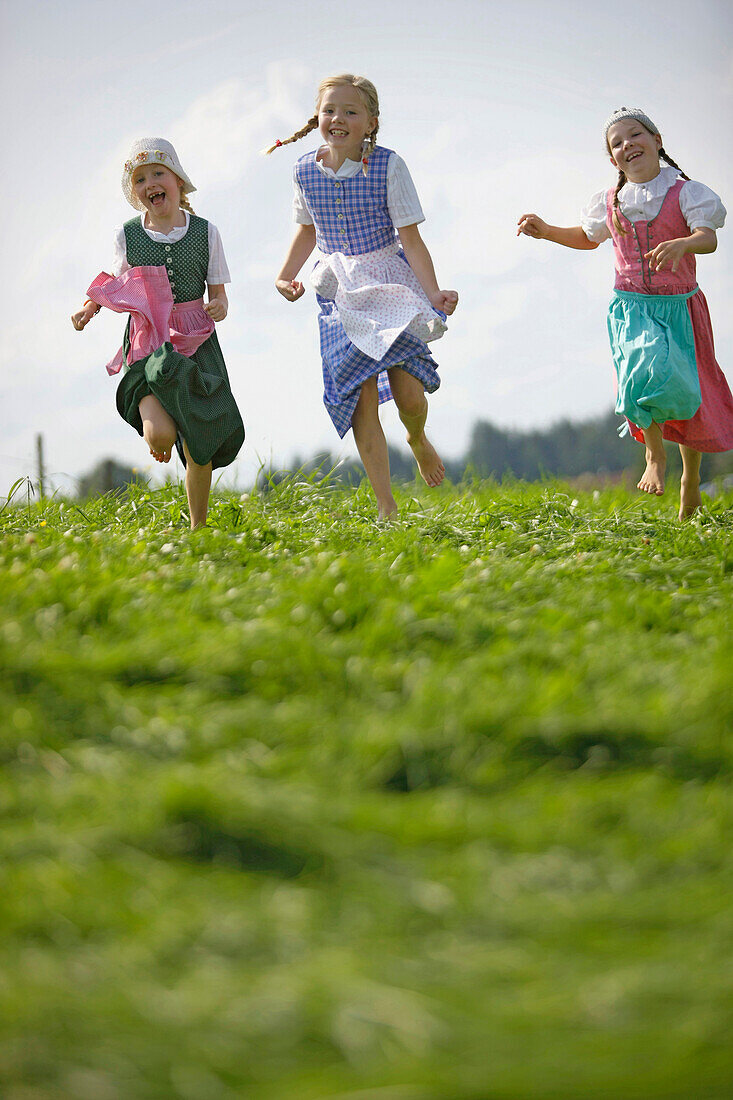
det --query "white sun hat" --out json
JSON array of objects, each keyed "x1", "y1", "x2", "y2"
[{"x1": 122, "y1": 138, "x2": 196, "y2": 210}]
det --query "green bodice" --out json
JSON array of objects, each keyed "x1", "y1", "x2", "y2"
[{"x1": 123, "y1": 214, "x2": 210, "y2": 303}]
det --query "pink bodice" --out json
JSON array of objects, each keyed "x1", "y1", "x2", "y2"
[{"x1": 606, "y1": 178, "x2": 697, "y2": 295}]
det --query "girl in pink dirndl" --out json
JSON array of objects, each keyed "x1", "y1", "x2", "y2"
[
  {"x1": 71, "y1": 138, "x2": 244, "y2": 529},
  {"x1": 518, "y1": 107, "x2": 733, "y2": 519}
]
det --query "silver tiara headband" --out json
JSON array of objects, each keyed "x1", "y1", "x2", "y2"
[{"x1": 603, "y1": 108, "x2": 660, "y2": 150}]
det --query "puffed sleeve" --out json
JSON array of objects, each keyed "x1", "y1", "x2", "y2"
[
  {"x1": 111, "y1": 226, "x2": 129, "y2": 276},
  {"x1": 580, "y1": 189, "x2": 611, "y2": 244},
  {"x1": 292, "y1": 166, "x2": 314, "y2": 225},
  {"x1": 386, "y1": 154, "x2": 425, "y2": 228},
  {"x1": 679, "y1": 180, "x2": 726, "y2": 231},
  {"x1": 206, "y1": 222, "x2": 231, "y2": 283}
]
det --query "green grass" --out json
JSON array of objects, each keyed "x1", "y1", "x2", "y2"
[{"x1": 1, "y1": 476, "x2": 732, "y2": 1099}]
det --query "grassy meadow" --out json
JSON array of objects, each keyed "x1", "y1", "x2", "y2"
[{"x1": 1, "y1": 475, "x2": 732, "y2": 1100}]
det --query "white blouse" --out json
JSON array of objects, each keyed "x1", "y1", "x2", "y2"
[
  {"x1": 581, "y1": 166, "x2": 726, "y2": 244},
  {"x1": 292, "y1": 147, "x2": 425, "y2": 229},
  {"x1": 111, "y1": 212, "x2": 231, "y2": 283}
]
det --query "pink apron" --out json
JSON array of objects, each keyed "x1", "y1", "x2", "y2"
[{"x1": 87, "y1": 266, "x2": 215, "y2": 376}]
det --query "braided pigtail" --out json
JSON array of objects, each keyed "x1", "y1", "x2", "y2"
[
  {"x1": 361, "y1": 120, "x2": 379, "y2": 175},
  {"x1": 179, "y1": 192, "x2": 196, "y2": 215},
  {"x1": 659, "y1": 148, "x2": 690, "y2": 181},
  {"x1": 264, "y1": 115, "x2": 319, "y2": 156},
  {"x1": 612, "y1": 168, "x2": 627, "y2": 234}
]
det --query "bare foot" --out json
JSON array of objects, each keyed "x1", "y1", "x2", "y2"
[
  {"x1": 377, "y1": 499, "x2": 398, "y2": 522},
  {"x1": 679, "y1": 477, "x2": 702, "y2": 520},
  {"x1": 150, "y1": 447, "x2": 171, "y2": 463},
  {"x1": 637, "y1": 453, "x2": 666, "y2": 495},
  {"x1": 407, "y1": 433, "x2": 445, "y2": 487}
]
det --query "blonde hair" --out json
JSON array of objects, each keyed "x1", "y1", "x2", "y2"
[
  {"x1": 608, "y1": 122, "x2": 689, "y2": 234},
  {"x1": 265, "y1": 73, "x2": 380, "y2": 172},
  {"x1": 179, "y1": 189, "x2": 195, "y2": 215}
]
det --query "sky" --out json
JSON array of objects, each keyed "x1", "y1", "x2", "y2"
[{"x1": 1, "y1": 0, "x2": 732, "y2": 494}]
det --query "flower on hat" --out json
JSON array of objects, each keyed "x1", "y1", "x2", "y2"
[
  {"x1": 154, "y1": 150, "x2": 169, "y2": 162},
  {"x1": 124, "y1": 160, "x2": 133, "y2": 173},
  {"x1": 135, "y1": 151, "x2": 149, "y2": 163}
]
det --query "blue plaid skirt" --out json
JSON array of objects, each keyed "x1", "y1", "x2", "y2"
[{"x1": 316, "y1": 293, "x2": 441, "y2": 437}]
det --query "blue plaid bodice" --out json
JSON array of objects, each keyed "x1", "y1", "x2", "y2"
[{"x1": 294, "y1": 145, "x2": 397, "y2": 256}]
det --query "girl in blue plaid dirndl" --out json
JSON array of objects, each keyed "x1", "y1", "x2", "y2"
[{"x1": 269, "y1": 73, "x2": 458, "y2": 520}]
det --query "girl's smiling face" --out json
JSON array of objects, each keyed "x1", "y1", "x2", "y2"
[
  {"x1": 318, "y1": 85, "x2": 377, "y2": 163},
  {"x1": 607, "y1": 118, "x2": 662, "y2": 183},
  {"x1": 131, "y1": 163, "x2": 183, "y2": 218}
]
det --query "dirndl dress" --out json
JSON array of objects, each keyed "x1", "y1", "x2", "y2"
[
  {"x1": 89, "y1": 215, "x2": 244, "y2": 469},
  {"x1": 294, "y1": 146, "x2": 447, "y2": 438},
  {"x1": 605, "y1": 180, "x2": 733, "y2": 452}
]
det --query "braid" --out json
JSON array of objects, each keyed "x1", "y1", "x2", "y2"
[
  {"x1": 659, "y1": 148, "x2": 690, "y2": 181},
  {"x1": 612, "y1": 168, "x2": 627, "y2": 234},
  {"x1": 264, "y1": 115, "x2": 319, "y2": 155},
  {"x1": 179, "y1": 192, "x2": 195, "y2": 215},
  {"x1": 361, "y1": 120, "x2": 379, "y2": 175}
]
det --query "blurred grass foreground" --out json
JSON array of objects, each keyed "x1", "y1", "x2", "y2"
[{"x1": 1, "y1": 476, "x2": 732, "y2": 1099}]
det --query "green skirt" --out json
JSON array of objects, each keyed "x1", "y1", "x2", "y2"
[{"x1": 116, "y1": 330, "x2": 244, "y2": 469}]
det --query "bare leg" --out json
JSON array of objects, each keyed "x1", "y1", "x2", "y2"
[
  {"x1": 139, "y1": 394, "x2": 177, "y2": 463},
  {"x1": 388, "y1": 367, "x2": 445, "y2": 488},
  {"x1": 182, "y1": 440, "x2": 212, "y2": 529},
  {"x1": 638, "y1": 422, "x2": 666, "y2": 495},
  {"x1": 351, "y1": 377, "x2": 398, "y2": 520},
  {"x1": 679, "y1": 445, "x2": 702, "y2": 520}
]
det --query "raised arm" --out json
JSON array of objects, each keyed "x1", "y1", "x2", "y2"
[
  {"x1": 517, "y1": 214, "x2": 599, "y2": 250},
  {"x1": 397, "y1": 223, "x2": 458, "y2": 314},
  {"x1": 276, "y1": 224, "x2": 317, "y2": 302}
]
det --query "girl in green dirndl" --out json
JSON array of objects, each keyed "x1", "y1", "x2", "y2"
[{"x1": 72, "y1": 138, "x2": 244, "y2": 529}]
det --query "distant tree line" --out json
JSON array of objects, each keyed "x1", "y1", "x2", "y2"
[
  {"x1": 260, "y1": 408, "x2": 732, "y2": 489},
  {"x1": 79, "y1": 459, "x2": 144, "y2": 497},
  {"x1": 77, "y1": 410, "x2": 732, "y2": 497}
]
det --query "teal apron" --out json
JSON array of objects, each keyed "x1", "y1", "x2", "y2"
[{"x1": 607, "y1": 287, "x2": 701, "y2": 430}]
